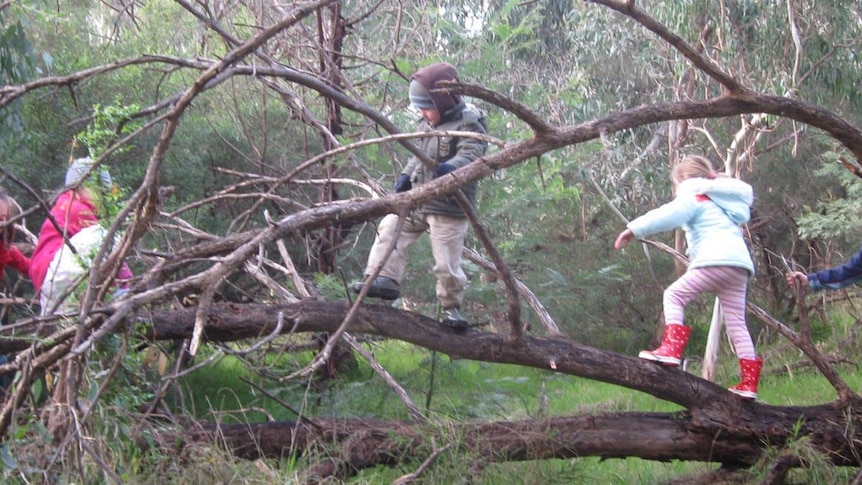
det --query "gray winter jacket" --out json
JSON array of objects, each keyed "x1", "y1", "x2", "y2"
[{"x1": 401, "y1": 101, "x2": 488, "y2": 217}]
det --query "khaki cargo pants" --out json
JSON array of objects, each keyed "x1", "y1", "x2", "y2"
[{"x1": 364, "y1": 212, "x2": 469, "y2": 309}]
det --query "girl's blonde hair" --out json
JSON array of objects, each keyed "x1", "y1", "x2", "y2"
[{"x1": 671, "y1": 155, "x2": 722, "y2": 184}]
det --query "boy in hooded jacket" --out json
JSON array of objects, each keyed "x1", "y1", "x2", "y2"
[
  {"x1": 614, "y1": 155, "x2": 762, "y2": 400},
  {"x1": 353, "y1": 62, "x2": 488, "y2": 331}
]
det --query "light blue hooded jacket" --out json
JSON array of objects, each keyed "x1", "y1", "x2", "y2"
[{"x1": 627, "y1": 177, "x2": 755, "y2": 275}]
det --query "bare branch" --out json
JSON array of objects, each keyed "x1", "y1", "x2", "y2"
[{"x1": 588, "y1": 0, "x2": 745, "y2": 93}]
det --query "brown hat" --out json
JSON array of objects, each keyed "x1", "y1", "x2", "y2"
[{"x1": 410, "y1": 62, "x2": 461, "y2": 113}]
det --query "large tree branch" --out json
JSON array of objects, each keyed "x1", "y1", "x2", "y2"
[{"x1": 135, "y1": 301, "x2": 794, "y2": 414}]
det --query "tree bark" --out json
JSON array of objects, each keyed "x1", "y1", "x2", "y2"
[{"x1": 180, "y1": 413, "x2": 760, "y2": 481}]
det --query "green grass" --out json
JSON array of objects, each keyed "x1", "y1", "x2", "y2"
[{"x1": 179, "y1": 340, "x2": 687, "y2": 423}]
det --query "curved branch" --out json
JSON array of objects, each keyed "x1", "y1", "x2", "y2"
[
  {"x1": 441, "y1": 81, "x2": 555, "y2": 135},
  {"x1": 588, "y1": 0, "x2": 744, "y2": 93},
  {"x1": 115, "y1": 92, "x2": 862, "y2": 296},
  {"x1": 0, "y1": 57, "x2": 170, "y2": 108}
]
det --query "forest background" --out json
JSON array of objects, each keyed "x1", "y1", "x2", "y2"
[{"x1": 1, "y1": 0, "x2": 862, "y2": 483}]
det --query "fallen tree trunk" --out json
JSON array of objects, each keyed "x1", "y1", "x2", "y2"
[
  {"x1": 182, "y1": 413, "x2": 761, "y2": 481},
  {"x1": 138, "y1": 300, "x2": 862, "y2": 478}
]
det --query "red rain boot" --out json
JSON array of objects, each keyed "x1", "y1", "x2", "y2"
[
  {"x1": 638, "y1": 324, "x2": 691, "y2": 366},
  {"x1": 728, "y1": 357, "x2": 763, "y2": 400}
]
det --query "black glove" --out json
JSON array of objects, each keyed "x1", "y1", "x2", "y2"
[
  {"x1": 394, "y1": 174, "x2": 412, "y2": 193},
  {"x1": 434, "y1": 162, "x2": 456, "y2": 177}
]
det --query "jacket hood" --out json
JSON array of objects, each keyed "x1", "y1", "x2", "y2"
[
  {"x1": 411, "y1": 62, "x2": 461, "y2": 114},
  {"x1": 679, "y1": 177, "x2": 753, "y2": 224}
]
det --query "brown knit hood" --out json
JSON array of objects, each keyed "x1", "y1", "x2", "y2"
[{"x1": 410, "y1": 62, "x2": 461, "y2": 114}]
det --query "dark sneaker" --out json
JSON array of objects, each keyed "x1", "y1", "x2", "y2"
[
  {"x1": 352, "y1": 276, "x2": 401, "y2": 300},
  {"x1": 441, "y1": 307, "x2": 469, "y2": 332}
]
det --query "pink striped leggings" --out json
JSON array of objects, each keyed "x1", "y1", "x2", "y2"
[{"x1": 663, "y1": 266, "x2": 756, "y2": 360}]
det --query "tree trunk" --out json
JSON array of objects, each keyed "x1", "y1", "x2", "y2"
[{"x1": 179, "y1": 413, "x2": 761, "y2": 481}]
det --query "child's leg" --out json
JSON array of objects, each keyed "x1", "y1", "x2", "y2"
[
  {"x1": 706, "y1": 266, "x2": 761, "y2": 399},
  {"x1": 714, "y1": 266, "x2": 755, "y2": 360},
  {"x1": 642, "y1": 267, "x2": 743, "y2": 366},
  {"x1": 663, "y1": 267, "x2": 731, "y2": 325},
  {"x1": 640, "y1": 268, "x2": 715, "y2": 365}
]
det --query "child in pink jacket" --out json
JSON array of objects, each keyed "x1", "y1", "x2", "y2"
[{"x1": 28, "y1": 158, "x2": 132, "y2": 315}]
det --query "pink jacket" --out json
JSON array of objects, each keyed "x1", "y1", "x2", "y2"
[{"x1": 29, "y1": 190, "x2": 132, "y2": 293}]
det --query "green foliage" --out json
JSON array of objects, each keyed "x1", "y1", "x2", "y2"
[
  {"x1": 96, "y1": 180, "x2": 129, "y2": 223},
  {"x1": 0, "y1": 7, "x2": 45, "y2": 136},
  {"x1": 0, "y1": 14, "x2": 37, "y2": 84},
  {"x1": 795, "y1": 154, "x2": 862, "y2": 241},
  {"x1": 495, "y1": 0, "x2": 576, "y2": 57},
  {"x1": 74, "y1": 99, "x2": 142, "y2": 159}
]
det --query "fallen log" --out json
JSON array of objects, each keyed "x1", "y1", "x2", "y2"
[{"x1": 180, "y1": 412, "x2": 760, "y2": 481}]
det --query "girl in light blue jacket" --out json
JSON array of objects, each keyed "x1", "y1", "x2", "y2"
[{"x1": 614, "y1": 155, "x2": 762, "y2": 400}]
